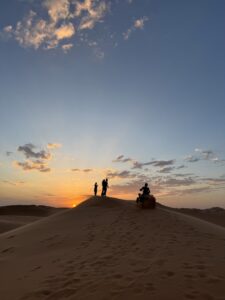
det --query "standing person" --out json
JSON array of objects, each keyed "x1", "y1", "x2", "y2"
[
  {"x1": 104, "y1": 178, "x2": 109, "y2": 196},
  {"x1": 101, "y1": 178, "x2": 109, "y2": 196},
  {"x1": 101, "y1": 179, "x2": 106, "y2": 196},
  {"x1": 94, "y1": 182, "x2": 98, "y2": 196}
]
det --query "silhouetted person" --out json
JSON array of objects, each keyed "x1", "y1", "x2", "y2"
[
  {"x1": 101, "y1": 178, "x2": 108, "y2": 196},
  {"x1": 140, "y1": 183, "x2": 150, "y2": 196},
  {"x1": 101, "y1": 179, "x2": 105, "y2": 196},
  {"x1": 136, "y1": 193, "x2": 141, "y2": 203},
  {"x1": 94, "y1": 182, "x2": 98, "y2": 196}
]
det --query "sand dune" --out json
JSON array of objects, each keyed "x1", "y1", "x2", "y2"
[
  {"x1": 175, "y1": 207, "x2": 225, "y2": 228},
  {"x1": 0, "y1": 205, "x2": 66, "y2": 234},
  {"x1": 0, "y1": 197, "x2": 225, "y2": 300}
]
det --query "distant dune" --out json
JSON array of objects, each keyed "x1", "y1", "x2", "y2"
[
  {"x1": 175, "y1": 207, "x2": 225, "y2": 228},
  {"x1": 0, "y1": 197, "x2": 225, "y2": 300},
  {"x1": 0, "y1": 205, "x2": 66, "y2": 234}
]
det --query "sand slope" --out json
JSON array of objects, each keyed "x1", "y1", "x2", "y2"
[{"x1": 0, "y1": 197, "x2": 225, "y2": 300}]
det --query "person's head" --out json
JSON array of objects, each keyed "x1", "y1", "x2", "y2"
[
  {"x1": 145, "y1": 183, "x2": 148, "y2": 187},
  {"x1": 106, "y1": 178, "x2": 108, "y2": 182},
  {"x1": 95, "y1": 182, "x2": 97, "y2": 185}
]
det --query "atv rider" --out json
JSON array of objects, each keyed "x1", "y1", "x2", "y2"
[{"x1": 140, "y1": 183, "x2": 150, "y2": 196}]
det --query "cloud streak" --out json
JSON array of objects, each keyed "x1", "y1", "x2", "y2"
[{"x1": 71, "y1": 168, "x2": 93, "y2": 172}]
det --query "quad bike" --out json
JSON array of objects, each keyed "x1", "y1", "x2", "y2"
[{"x1": 136, "y1": 194, "x2": 156, "y2": 209}]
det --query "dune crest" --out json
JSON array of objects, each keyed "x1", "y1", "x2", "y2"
[{"x1": 0, "y1": 197, "x2": 225, "y2": 300}]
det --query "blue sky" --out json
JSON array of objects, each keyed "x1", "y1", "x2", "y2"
[{"x1": 0, "y1": 0, "x2": 225, "y2": 208}]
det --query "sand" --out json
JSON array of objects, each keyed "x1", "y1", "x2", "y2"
[
  {"x1": 0, "y1": 205, "x2": 66, "y2": 234},
  {"x1": 0, "y1": 196, "x2": 225, "y2": 300},
  {"x1": 175, "y1": 207, "x2": 225, "y2": 228}
]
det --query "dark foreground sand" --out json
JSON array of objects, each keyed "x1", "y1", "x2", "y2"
[{"x1": 0, "y1": 197, "x2": 225, "y2": 300}]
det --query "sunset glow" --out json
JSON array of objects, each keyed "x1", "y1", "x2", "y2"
[{"x1": 0, "y1": 0, "x2": 225, "y2": 208}]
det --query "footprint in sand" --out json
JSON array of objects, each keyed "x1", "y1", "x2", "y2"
[
  {"x1": 113, "y1": 274, "x2": 123, "y2": 279},
  {"x1": 1, "y1": 247, "x2": 14, "y2": 254},
  {"x1": 166, "y1": 271, "x2": 175, "y2": 277},
  {"x1": 185, "y1": 293, "x2": 196, "y2": 299},
  {"x1": 30, "y1": 266, "x2": 42, "y2": 272},
  {"x1": 7, "y1": 235, "x2": 15, "y2": 239},
  {"x1": 45, "y1": 288, "x2": 77, "y2": 300}
]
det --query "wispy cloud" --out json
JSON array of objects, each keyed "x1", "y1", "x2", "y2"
[
  {"x1": 75, "y1": 0, "x2": 108, "y2": 30},
  {"x1": 47, "y1": 143, "x2": 62, "y2": 149},
  {"x1": 1, "y1": 180, "x2": 25, "y2": 186},
  {"x1": 61, "y1": 42, "x2": 73, "y2": 52},
  {"x1": 107, "y1": 170, "x2": 136, "y2": 179},
  {"x1": 184, "y1": 148, "x2": 225, "y2": 164},
  {"x1": 194, "y1": 148, "x2": 224, "y2": 163},
  {"x1": 158, "y1": 167, "x2": 175, "y2": 173},
  {"x1": 71, "y1": 168, "x2": 93, "y2": 172},
  {"x1": 132, "y1": 159, "x2": 175, "y2": 169},
  {"x1": 184, "y1": 155, "x2": 200, "y2": 163},
  {"x1": 113, "y1": 155, "x2": 133, "y2": 163},
  {"x1": 15, "y1": 160, "x2": 51, "y2": 173},
  {"x1": 6, "y1": 151, "x2": 13, "y2": 156},
  {"x1": 123, "y1": 16, "x2": 148, "y2": 40}
]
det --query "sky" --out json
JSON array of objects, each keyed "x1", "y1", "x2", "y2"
[{"x1": 0, "y1": 0, "x2": 225, "y2": 208}]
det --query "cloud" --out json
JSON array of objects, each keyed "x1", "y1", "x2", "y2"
[
  {"x1": 71, "y1": 168, "x2": 93, "y2": 172},
  {"x1": 177, "y1": 187, "x2": 212, "y2": 195},
  {"x1": 3, "y1": 25, "x2": 13, "y2": 33},
  {"x1": 149, "y1": 160, "x2": 175, "y2": 167},
  {"x1": 134, "y1": 17, "x2": 148, "y2": 29},
  {"x1": 1, "y1": 180, "x2": 25, "y2": 186},
  {"x1": 184, "y1": 148, "x2": 225, "y2": 164},
  {"x1": 184, "y1": 155, "x2": 200, "y2": 163},
  {"x1": 62, "y1": 42, "x2": 73, "y2": 52},
  {"x1": 131, "y1": 161, "x2": 152, "y2": 169},
  {"x1": 106, "y1": 170, "x2": 136, "y2": 179},
  {"x1": 18, "y1": 143, "x2": 51, "y2": 160},
  {"x1": 15, "y1": 160, "x2": 51, "y2": 172},
  {"x1": 159, "y1": 177, "x2": 196, "y2": 187},
  {"x1": 174, "y1": 173, "x2": 194, "y2": 177},
  {"x1": 43, "y1": 0, "x2": 71, "y2": 23},
  {"x1": 75, "y1": 0, "x2": 108, "y2": 30},
  {"x1": 6, "y1": 151, "x2": 13, "y2": 156},
  {"x1": 176, "y1": 164, "x2": 186, "y2": 169},
  {"x1": 113, "y1": 155, "x2": 133, "y2": 163},
  {"x1": 47, "y1": 143, "x2": 62, "y2": 149},
  {"x1": 15, "y1": 143, "x2": 58, "y2": 172},
  {"x1": 201, "y1": 177, "x2": 225, "y2": 184},
  {"x1": 194, "y1": 148, "x2": 225, "y2": 163},
  {"x1": 158, "y1": 167, "x2": 175, "y2": 173},
  {"x1": 132, "y1": 159, "x2": 175, "y2": 169},
  {"x1": 55, "y1": 22, "x2": 75, "y2": 39},
  {"x1": 113, "y1": 155, "x2": 175, "y2": 170},
  {"x1": 123, "y1": 16, "x2": 148, "y2": 40},
  {"x1": 1, "y1": 0, "x2": 108, "y2": 51}
]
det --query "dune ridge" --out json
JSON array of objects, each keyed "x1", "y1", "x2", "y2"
[{"x1": 0, "y1": 196, "x2": 225, "y2": 300}]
